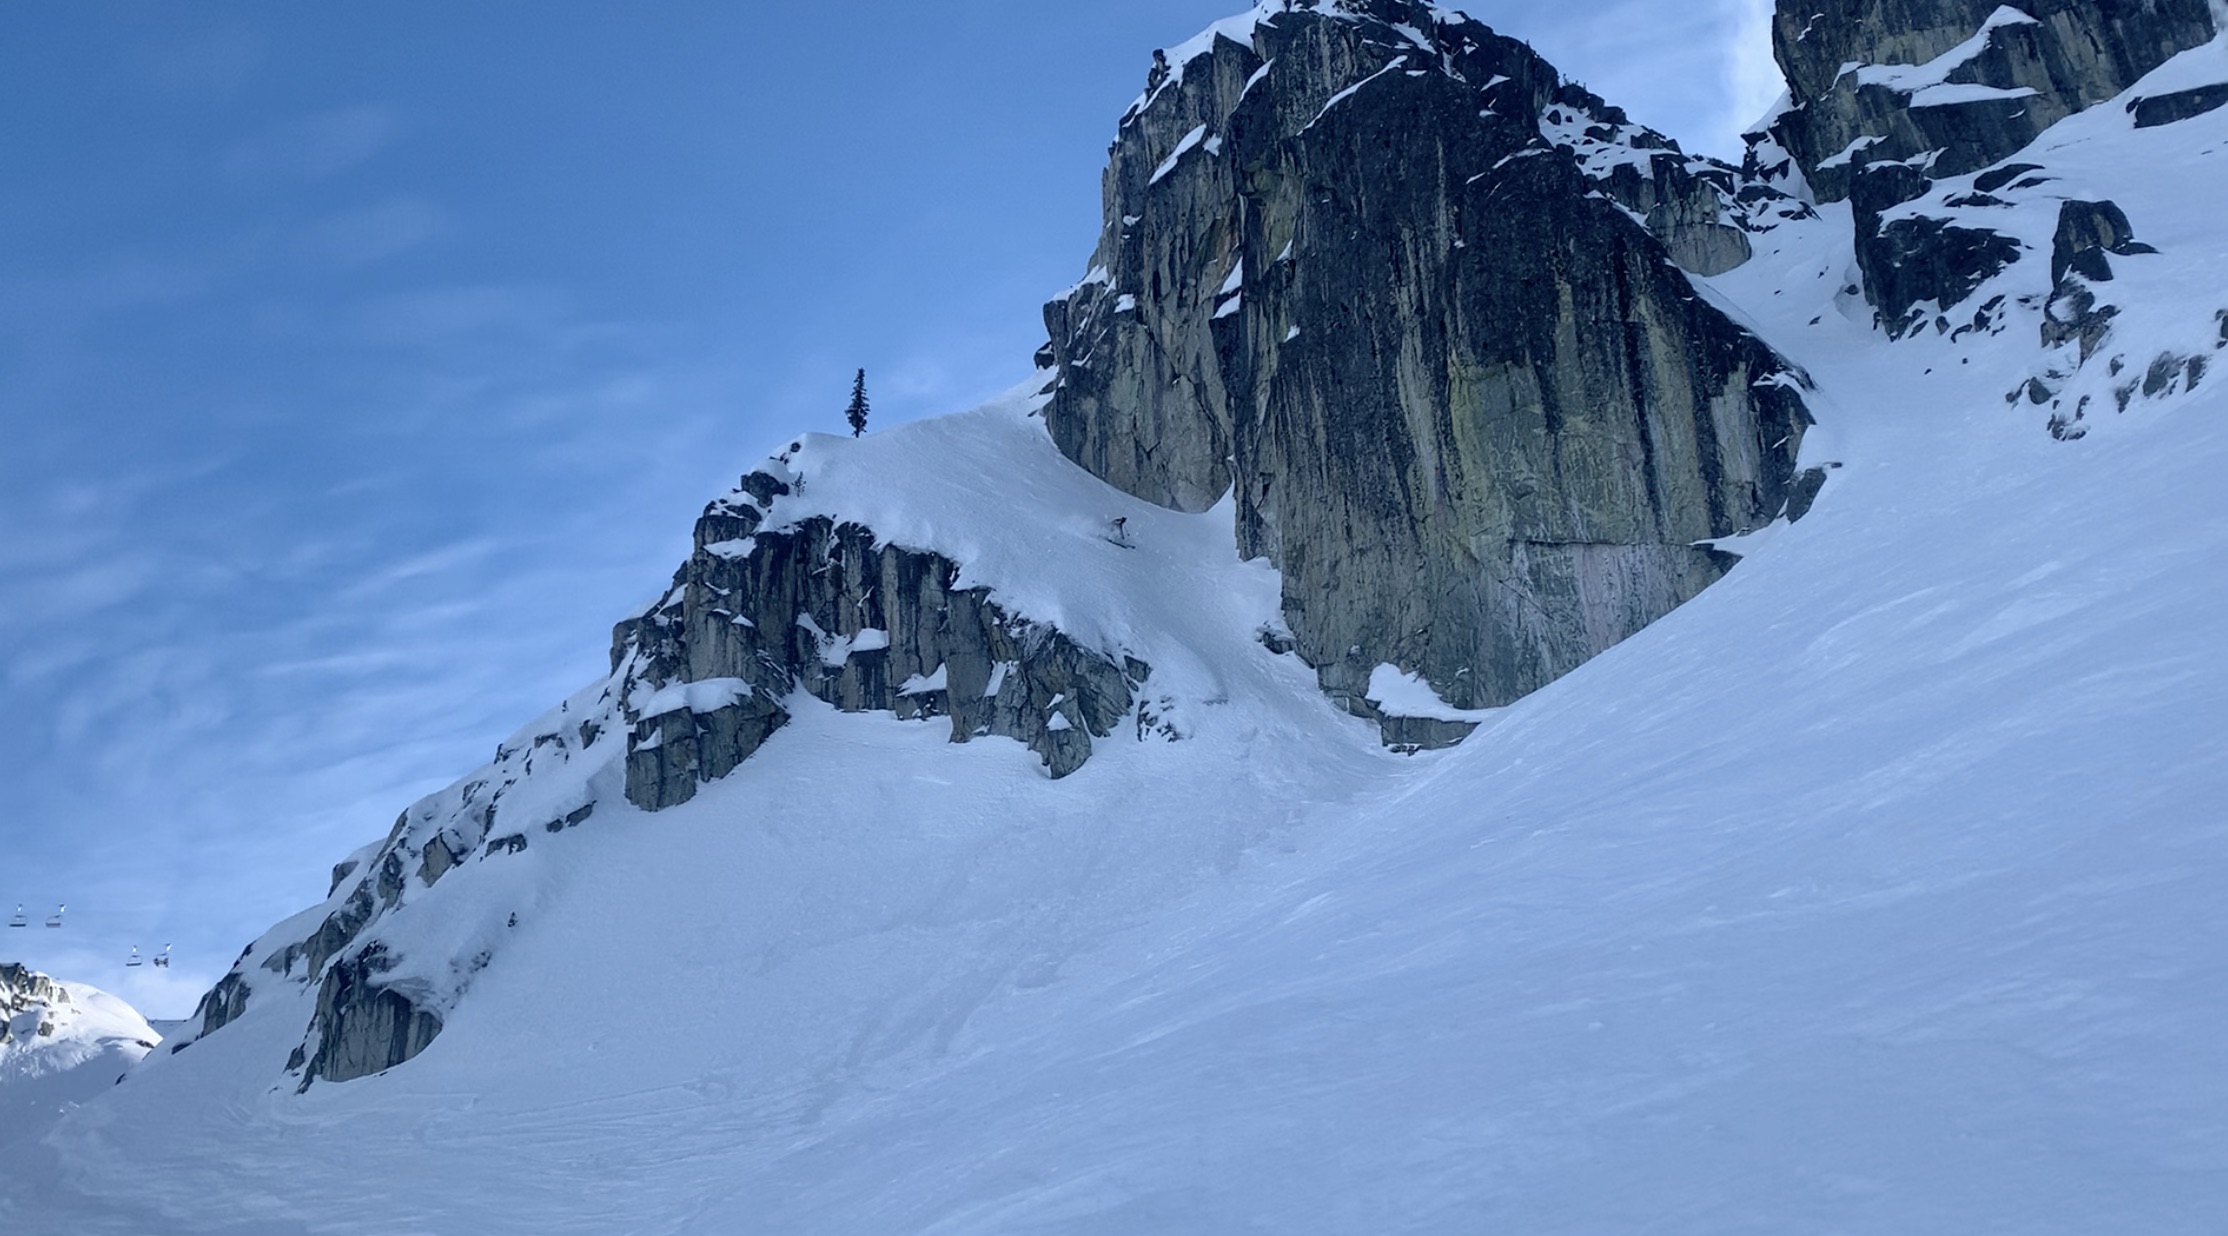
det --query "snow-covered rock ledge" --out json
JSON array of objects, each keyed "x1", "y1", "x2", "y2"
[{"x1": 614, "y1": 474, "x2": 1151, "y2": 809}]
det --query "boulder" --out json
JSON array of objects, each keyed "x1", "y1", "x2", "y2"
[{"x1": 2050, "y1": 198, "x2": 2158, "y2": 287}]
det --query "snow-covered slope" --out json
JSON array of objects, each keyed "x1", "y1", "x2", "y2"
[
  {"x1": 5, "y1": 9, "x2": 2227, "y2": 1236},
  {"x1": 0, "y1": 966, "x2": 159, "y2": 1163}
]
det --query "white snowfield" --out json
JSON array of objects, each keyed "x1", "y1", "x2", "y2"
[
  {"x1": 0, "y1": 976, "x2": 159, "y2": 1163},
  {"x1": 7, "y1": 29, "x2": 2228, "y2": 1236}
]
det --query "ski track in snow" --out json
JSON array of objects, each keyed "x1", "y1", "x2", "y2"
[{"x1": 9, "y1": 31, "x2": 2228, "y2": 1236}]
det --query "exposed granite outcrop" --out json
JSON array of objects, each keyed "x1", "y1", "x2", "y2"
[
  {"x1": 1763, "y1": 0, "x2": 2214, "y2": 328},
  {"x1": 158, "y1": 2, "x2": 2228, "y2": 1105},
  {"x1": 1768, "y1": 0, "x2": 2217, "y2": 202},
  {"x1": 1543, "y1": 91, "x2": 1816, "y2": 279},
  {"x1": 615, "y1": 493, "x2": 1150, "y2": 808},
  {"x1": 1848, "y1": 160, "x2": 2025, "y2": 338},
  {"x1": 2032, "y1": 199, "x2": 2170, "y2": 438},
  {"x1": 190, "y1": 971, "x2": 252, "y2": 1041},
  {"x1": 2129, "y1": 81, "x2": 2228, "y2": 127},
  {"x1": 297, "y1": 948, "x2": 441, "y2": 1088},
  {"x1": 0, "y1": 962, "x2": 70, "y2": 1046},
  {"x1": 1040, "y1": 0, "x2": 1812, "y2": 723},
  {"x1": 2050, "y1": 198, "x2": 2158, "y2": 287},
  {"x1": 188, "y1": 726, "x2": 591, "y2": 1080},
  {"x1": 1374, "y1": 714, "x2": 1486, "y2": 754},
  {"x1": 1583, "y1": 152, "x2": 1755, "y2": 277},
  {"x1": 168, "y1": 0, "x2": 1833, "y2": 1095},
  {"x1": 260, "y1": 881, "x2": 378, "y2": 983},
  {"x1": 0, "y1": 962, "x2": 66, "y2": 1010}
]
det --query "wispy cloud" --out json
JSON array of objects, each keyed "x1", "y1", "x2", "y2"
[
  {"x1": 225, "y1": 105, "x2": 400, "y2": 182},
  {"x1": 331, "y1": 539, "x2": 500, "y2": 604},
  {"x1": 300, "y1": 196, "x2": 447, "y2": 267}
]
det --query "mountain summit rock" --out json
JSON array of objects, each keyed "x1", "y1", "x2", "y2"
[{"x1": 1040, "y1": 0, "x2": 1816, "y2": 733}]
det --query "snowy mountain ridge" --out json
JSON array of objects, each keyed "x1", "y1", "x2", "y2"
[
  {"x1": 154, "y1": 394, "x2": 1320, "y2": 1092},
  {"x1": 0, "y1": 965, "x2": 160, "y2": 1163},
  {"x1": 7, "y1": 1, "x2": 2228, "y2": 1231}
]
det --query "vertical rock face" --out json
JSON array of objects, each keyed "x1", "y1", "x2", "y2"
[
  {"x1": 298, "y1": 949, "x2": 442, "y2": 1088},
  {"x1": 1769, "y1": 0, "x2": 2216, "y2": 202},
  {"x1": 1542, "y1": 92, "x2": 1816, "y2": 279},
  {"x1": 192, "y1": 971, "x2": 252, "y2": 1040},
  {"x1": 1041, "y1": 0, "x2": 1812, "y2": 718}
]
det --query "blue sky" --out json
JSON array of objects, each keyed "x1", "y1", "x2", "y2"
[{"x1": 0, "y1": 0, "x2": 1777, "y2": 1014}]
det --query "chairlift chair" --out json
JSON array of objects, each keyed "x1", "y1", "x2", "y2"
[
  {"x1": 125, "y1": 946, "x2": 142, "y2": 968},
  {"x1": 153, "y1": 945, "x2": 172, "y2": 969},
  {"x1": 6, "y1": 905, "x2": 24, "y2": 928},
  {"x1": 44, "y1": 904, "x2": 64, "y2": 928}
]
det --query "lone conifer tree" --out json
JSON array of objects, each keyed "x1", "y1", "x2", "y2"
[{"x1": 845, "y1": 369, "x2": 870, "y2": 438}]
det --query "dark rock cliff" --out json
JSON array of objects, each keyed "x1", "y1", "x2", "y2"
[
  {"x1": 1769, "y1": 0, "x2": 2216, "y2": 202},
  {"x1": 613, "y1": 478, "x2": 1150, "y2": 809},
  {"x1": 1041, "y1": 0, "x2": 1814, "y2": 726},
  {"x1": 295, "y1": 948, "x2": 442, "y2": 1088},
  {"x1": 1762, "y1": 0, "x2": 2215, "y2": 335}
]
